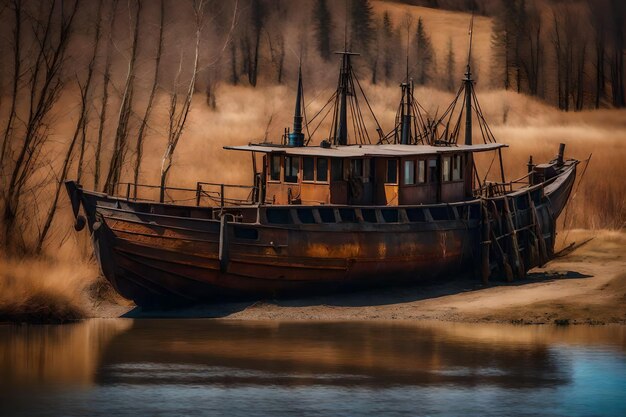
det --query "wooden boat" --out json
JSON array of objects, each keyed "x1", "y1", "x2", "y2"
[{"x1": 66, "y1": 49, "x2": 578, "y2": 308}]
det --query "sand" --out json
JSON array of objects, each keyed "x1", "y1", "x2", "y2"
[{"x1": 107, "y1": 229, "x2": 626, "y2": 325}]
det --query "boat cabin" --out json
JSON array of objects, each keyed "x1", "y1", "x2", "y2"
[{"x1": 225, "y1": 143, "x2": 506, "y2": 206}]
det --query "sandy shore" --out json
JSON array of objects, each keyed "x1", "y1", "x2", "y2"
[{"x1": 97, "y1": 230, "x2": 626, "y2": 325}]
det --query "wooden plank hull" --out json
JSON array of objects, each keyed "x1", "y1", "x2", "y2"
[{"x1": 65, "y1": 163, "x2": 576, "y2": 308}]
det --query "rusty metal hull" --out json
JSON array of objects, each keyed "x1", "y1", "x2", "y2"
[{"x1": 65, "y1": 163, "x2": 576, "y2": 308}]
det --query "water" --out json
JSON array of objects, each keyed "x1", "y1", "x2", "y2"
[{"x1": 0, "y1": 320, "x2": 624, "y2": 417}]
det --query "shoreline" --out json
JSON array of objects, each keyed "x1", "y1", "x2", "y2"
[{"x1": 2, "y1": 229, "x2": 624, "y2": 326}]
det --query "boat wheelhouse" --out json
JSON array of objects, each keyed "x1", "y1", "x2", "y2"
[{"x1": 225, "y1": 143, "x2": 505, "y2": 206}]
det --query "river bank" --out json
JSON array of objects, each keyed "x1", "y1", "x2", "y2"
[{"x1": 2, "y1": 229, "x2": 624, "y2": 325}]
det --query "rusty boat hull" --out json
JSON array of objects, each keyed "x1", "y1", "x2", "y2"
[{"x1": 65, "y1": 161, "x2": 577, "y2": 308}]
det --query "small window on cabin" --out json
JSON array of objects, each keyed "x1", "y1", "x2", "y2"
[
  {"x1": 386, "y1": 159, "x2": 398, "y2": 184},
  {"x1": 417, "y1": 160, "x2": 426, "y2": 183},
  {"x1": 350, "y1": 159, "x2": 363, "y2": 178},
  {"x1": 284, "y1": 156, "x2": 299, "y2": 183},
  {"x1": 452, "y1": 154, "x2": 462, "y2": 181},
  {"x1": 442, "y1": 156, "x2": 451, "y2": 182},
  {"x1": 403, "y1": 160, "x2": 415, "y2": 185},
  {"x1": 428, "y1": 159, "x2": 438, "y2": 183},
  {"x1": 270, "y1": 154, "x2": 281, "y2": 181},
  {"x1": 331, "y1": 158, "x2": 343, "y2": 181},
  {"x1": 316, "y1": 158, "x2": 329, "y2": 182},
  {"x1": 303, "y1": 156, "x2": 315, "y2": 181}
]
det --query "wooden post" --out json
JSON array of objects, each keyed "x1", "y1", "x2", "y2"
[
  {"x1": 489, "y1": 200, "x2": 514, "y2": 282},
  {"x1": 527, "y1": 155, "x2": 534, "y2": 185},
  {"x1": 219, "y1": 214, "x2": 229, "y2": 272},
  {"x1": 503, "y1": 197, "x2": 525, "y2": 280},
  {"x1": 480, "y1": 200, "x2": 491, "y2": 284},
  {"x1": 195, "y1": 182, "x2": 202, "y2": 206},
  {"x1": 498, "y1": 147, "x2": 506, "y2": 184},
  {"x1": 530, "y1": 199, "x2": 549, "y2": 266}
]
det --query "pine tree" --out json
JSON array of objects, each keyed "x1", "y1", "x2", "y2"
[
  {"x1": 313, "y1": 0, "x2": 333, "y2": 61},
  {"x1": 414, "y1": 17, "x2": 435, "y2": 85},
  {"x1": 445, "y1": 37, "x2": 456, "y2": 91},
  {"x1": 382, "y1": 11, "x2": 394, "y2": 81},
  {"x1": 350, "y1": 0, "x2": 374, "y2": 53}
]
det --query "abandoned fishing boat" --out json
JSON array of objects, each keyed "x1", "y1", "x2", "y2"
[{"x1": 66, "y1": 49, "x2": 578, "y2": 308}]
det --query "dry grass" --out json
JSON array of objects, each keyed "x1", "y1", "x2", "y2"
[{"x1": 0, "y1": 255, "x2": 98, "y2": 323}]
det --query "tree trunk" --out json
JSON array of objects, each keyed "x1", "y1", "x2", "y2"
[
  {"x1": 133, "y1": 0, "x2": 164, "y2": 197},
  {"x1": 76, "y1": 0, "x2": 104, "y2": 184},
  {"x1": 104, "y1": 0, "x2": 142, "y2": 195},
  {"x1": 3, "y1": 1, "x2": 78, "y2": 247},
  {"x1": 160, "y1": 0, "x2": 203, "y2": 201},
  {"x1": 0, "y1": 0, "x2": 21, "y2": 167}
]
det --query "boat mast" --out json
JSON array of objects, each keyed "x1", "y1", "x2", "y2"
[
  {"x1": 312, "y1": 0, "x2": 382, "y2": 146},
  {"x1": 464, "y1": 15, "x2": 474, "y2": 146},
  {"x1": 288, "y1": 65, "x2": 305, "y2": 147},
  {"x1": 401, "y1": 20, "x2": 411, "y2": 145},
  {"x1": 335, "y1": 0, "x2": 350, "y2": 146},
  {"x1": 337, "y1": 52, "x2": 350, "y2": 145}
]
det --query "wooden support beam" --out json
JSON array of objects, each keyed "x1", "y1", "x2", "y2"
[
  {"x1": 503, "y1": 197, "x2": 525, "y2": 280},
  {"x1": 530, "y1": 199, "x2": 549, "y2": 266},
  {"x1": 480, "y1": 200, "x2": 491, "y2": 284}
]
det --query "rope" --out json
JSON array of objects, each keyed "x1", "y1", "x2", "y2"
[{"x1": 561, "y1": 155, "x2": 592, "y2": 246}]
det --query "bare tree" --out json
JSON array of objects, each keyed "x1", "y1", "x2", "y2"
[
  {"x1": 2, "y1": 0, "x2": 79, "y2": 248},
  {"x1": 94, "y1": 0, "x2": 118, "y2": 190},
  {"x1": 608, "y1": 0, "x2": 625, "y2": 107},
  {"x1": 266, "y1": 29, "x2": 285, "y2": 84},
  {"x1": 132, "y1": 0, "x2": 164, "y2": 195},
  {"x1": 205, "y1": 68, "x2": 219, "y2": 109},
  {"x1": 76, "y1": 0, "x2": 105, "y2": 184},
  {"x1": 590, "y1": 0, "x2": 608, "y2": 108},
  {"x1": 519, "y1": 1, "x2": 542, "y2": 96},
  {"x1": 159, "y1": 0, "x2": 204, "y2": 203},
  {"x1": 245, "y1": 0, "x2": 266, "y2": 87},
  {"x1": 36, "y1": 0, "x2": 104, "y2": 251},
  {"x1": 104, "y1": 0, "x2": 142, "y2": 195},
  {"x1": 0, "y1": 0, "x2": 22, "y2": 167},
  {"x1": 229, "y1": 37, "x2": 238, "y2": 85}
]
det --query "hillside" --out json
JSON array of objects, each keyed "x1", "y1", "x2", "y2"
[{"x1": 372, "y1": 1, "x2": 494, "y2": 82}]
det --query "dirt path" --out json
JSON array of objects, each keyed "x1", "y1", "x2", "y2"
[{"x1": 110, "y1": 230, "x2": 626, "y2": 324}]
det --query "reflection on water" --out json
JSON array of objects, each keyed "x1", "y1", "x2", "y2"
[{"x1": 0, "y1": 320, "x2": 624, "y2": 416}]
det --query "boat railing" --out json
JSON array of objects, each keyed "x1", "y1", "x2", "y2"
[
  {"x1": 116, "y1": 182, "x2": 258, "y2": 207},
  {"x1": 476, "y1": 172, "x2": 534, "y2": 198}
]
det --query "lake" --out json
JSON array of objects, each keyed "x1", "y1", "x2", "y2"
[{"x1": 0, "y1": 319, "x2": 624, "y2": 416}]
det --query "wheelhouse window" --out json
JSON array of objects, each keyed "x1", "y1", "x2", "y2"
[
  {"x1": 428, "y1": 159, "x2": 438, "y2": 183},
  {"x1": 386, "y1": 159, "x2": 398, "y2": 184},
  {"x1": 403, "y1": 160, "x2": 415, "y2": 185},
  {"x1": 452, "y1": 154, "x2": 463, "y2": 181},
  {"x1": 316, "y1": 157, "x2": 329, "y2": 182},
  {"x1": 270, "y1": 154, "x2": 281, "y2": 181},
  {"x1": 284, "y1": 156, "x2": 299, "y2": 183},
  {"x1": 350, "y1": 159, "x2": 363, "y2": 178},
  {"x1": 442, "y1": 156, "x2": 451, "y2": 182},
  {"x1": 331, "y1": 158, "x2": 343, "y2": 181},
  {"x1": 303, "y1": 156, "x2": 315, "y2": 181},
  {"x1": 417, "y1": 159, "x2": 426, "y2": 183}
]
